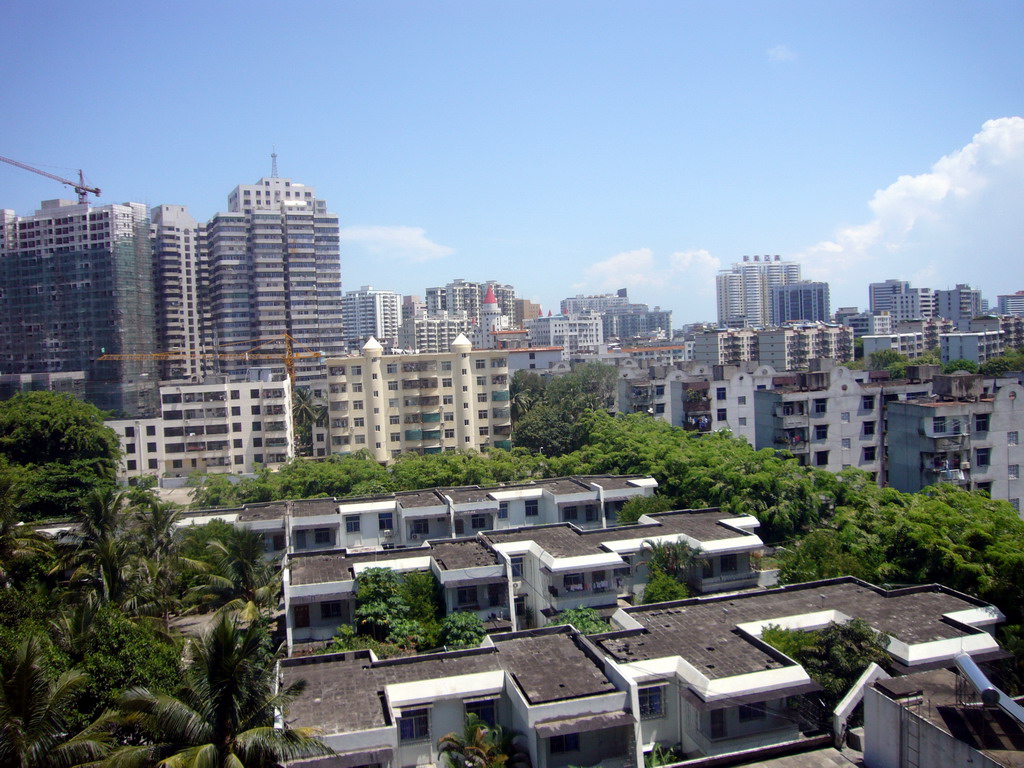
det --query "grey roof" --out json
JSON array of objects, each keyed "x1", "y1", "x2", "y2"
[
  {"x1": 596, "y1": 579, "x2": 987, "y2": 680},
  {"x1": 282, "y1": 628, "x2": 617, "y2": 735},
  {"x1": 289, "y1": 539, "x2": 498, "y2": 585},
  {"x1": 290, "y1": 499, "x2": 342, "y2": 518},
  {"x1": 236, "y1": 502, "x2": 288, "y2": 522},
  {"x1": 533, "y1": 477, "x2": 593, "y2": 494},
  {"x1": 395, "y1": 489, "x2": 446, "y2": 508},
  {"x1": 443, "y1": 487, "x2": 499, "y2": 504},
  {"x1": 483, "y1": 509, "x2": 749, "y2": 557},
  {"x1": 428, "y1": 539, "x2": 500, "y2": 570}
]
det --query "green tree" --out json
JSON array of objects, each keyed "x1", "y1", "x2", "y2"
[
  {"x1": 188, "y1": 473, "x2": 239, "y2": 509},
  {"x1": 616, "y1": 494, "x2": 674, "y2": 525},
  {"x1": 439, "y1": 612, "x2": 486, "y2": 649},
  {"x1": 291, "y1": 386, "x2": 326, "y2": 456},
  {"x1": 354, "y1": 568, "x2": 408, "y2": 641},
  {"x1": 104, "y1": 614, "x2": 330, "y2": 768},
  {"x1": 942, "y1": 358, "x2": 979, "y2": 374},
  {"x1": 866, "y1": 348, "x2": 906, "y2": 372},
  {"x1": 0, "y1": 635, "x2": 110, "y2": 768},
  {"x1": 551, "y1": 606, "x2": 608, "y2": 634},
  {"x1": 191, "y1": 528, "x2": 279, "y2": 621},
  {"x1": 643, "y1": 539, "x2": 703, "y2": 581},
  {"x1": 640, "y1": 568, "x2": 689, "y2": 604},
  {"x1": 509, "y1": 370, "x2": 545, "y2": 424},
  {"x1": 437, "y1": 713, "x2": 510, "y2": 768}
]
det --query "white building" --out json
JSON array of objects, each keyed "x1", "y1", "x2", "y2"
[
  {"x1": 397, "y1": 312, "x2": 473, "y2": 353},
  {"x1": 936, "y1": 283, "x2": 984, "y2": 329},
  {"x1": 560, "y1": 290, "x2": 631, "y2": 314},
  {"x1": 526, "y1": 312, "x2": 604, "y2": 357},
  {"x1": 715, "y1": 255, "x2": 802, "y2": 328},
  {"x1": 996, "y1": 291, "x2": 1024, "y2": 316},
  {"x1": 342, "y1": 286, "x2": 402, "y2": 349},
  {"x1": 107, "y1": 373, "x2": 294, "y2": 481},
  {"x1": 324, "y1": 335, "x2": 512, "y2": 462},
  {"x1": 862, "y1": 332, "x2": 926, "y2": 360},
  {"x1": 868, "y1": 279, "x2": 911, "y2": 314},
  {"x1": 940, "y1": 330, "x2": 1004, "y2": 365},
  {"x1": 426, "y1": 279, "x2": 516, "y2": 325}
]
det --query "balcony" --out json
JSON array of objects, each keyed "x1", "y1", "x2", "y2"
[
  {"x1": 493, "y1": 439, "x2": 512, "y2": 450},
  {"x1": 422, "y1": 429, "x2": 441, "y2": 441},
  {"x1": 683, "y1": 398, "x2": 711, "y2": 413},
  {"x1": 491, "y1": 390, "x2": 510, "y2": 402},
  {"x1": 405, "y1": 429, "x2": 423, "y2": 441},
  {"x1": 421, "y1": 412, "x2": 441, "y2": 423},
  {"x1": 492, "y1": 407, "x2": 510, "y2": 420}
]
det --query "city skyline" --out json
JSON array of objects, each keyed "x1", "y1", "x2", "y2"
[{"x1": 3, "y1": 2, "x2": 1023, "y2": 323}]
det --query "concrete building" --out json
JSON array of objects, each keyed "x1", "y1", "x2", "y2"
[
  {"x1": 150, "y1": 205, "x2": 210, "y2": 380},
  {"x1": 896, "y1": 317, "x2": 954, "y2": 350},
  {"x1": 868, "y1": 279, "x2": 911, "y2": 314},
  {"x1": 107, "y1": 372, "x2": 294, "y2": 481},
  {"x1": 936, "y1": 283, "x2": 984, "y2": 330},
  {"x1": 0, "y1": 199, "x2": 159, "y2": 417},
  {"x1": 892, "y1": 287, "x2": 936, "y2": 321},
  {"x1": 770, "y1": 281, "x2": 831, "y2": 324},
  {"x1": 426, "y1": 279, "x2": 516, "y2": 325},
  {"x1": 506, "y1": 346, "x2": 564, "y2": 373},
  {"x1": 560, "y1": 289, "x2": 631, "y2": 315},
  {"x1": 324, "y1": 335, "x2": 512, "y2": 462},
  {"x1": 602, "y1": 305, "x2": 673, "y2": 342},
  {"x1": 862, "y1": 332, "x2": 927, "y2": 360},
  {"x1": 526, "y1": 312, "x2": 604, "y2": 357},
  {"x1": 940, "y1": 330, "x2": 1004, "y2": 365},
  {"x1": 834, "y1": 309, "x2": 893, "y2": 338},
  {"x1": 513, "y1": 297, "x2": 542, "y2": 327},
  {"x1": 692, "y1": 328, "x2": 759, "y2": 365},
  {"x1": 343, "y1": 286, "x2": 402, "y2": 349},
  {"x1": 886, "y1": 374, "x2": 1024, "y2": 507},
  {"x1": 396, "y1": 312, "x2": 472, "y2": 353},
  {"x1": 206, "y1": 176, "x2": 344, "y2": 381},
  {"x1": 692, "y1": 326, "x2": 852, "y2": 369},
  {"x1": 996, "y1": 291, "x2": 1024, "y2": 316},
  {"x1": 715, "y1": 255, "x2": 802, "y2": 328}
]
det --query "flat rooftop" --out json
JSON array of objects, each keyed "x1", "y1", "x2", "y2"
[
  {"x1": 483, "y1": 509, "x2": 750, "y2": 558},
  {"x1": 597, "y1": 580, "x2": 988, "y2": 680},
  {"x1": 282, "y1": 628, "x2": 618, "y2": 734}
]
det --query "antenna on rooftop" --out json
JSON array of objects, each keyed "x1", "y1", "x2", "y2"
[{"x1": 271, "y1": 148, "x2": 279, "y2": 178}]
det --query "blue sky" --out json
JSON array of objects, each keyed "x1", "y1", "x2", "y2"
[{"x1": 3, "y1": 1, "x2": 1023, "y2": 323}]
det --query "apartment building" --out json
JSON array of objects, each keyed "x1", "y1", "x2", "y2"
[
  {"x1": 715, "y1": 255, "x2": 802, "y2": 328},
  {"x1": 753, "y1": 366, "x2": 935, "y2": 481},
  {"x1": 895, "y1": 317, "x2": 954, "y2": 350},
  {"x1": 862, "y1": 332, "x2": 927, "y2": 360},
  {"x1": 426, "y1": 279, "x2": 516, "y2": 325},
  {"x1": 935, "y1": 283, "x2": 984, "y2": 330},
  {"x1": 0, "y1": 199, "x2": 159, "y2": 417},
  {"x1": 107, "y1": 373, "x2": 294, "y2": 480},
  {"x1": 834, "y1": 308, "x2": 893, "y2": 338},
  {"x1": 886, "y1": 374, "x2": 1024, "y2": 508},
  {"x1": 868, "y1": 279, "x2": 911, "y2": 314},
  {"x1": 769, "y1": 281, "x2": 830, "y2": 324},
  {"x1": 396, "y1": 312, "x2": 472, "y2": 353},
  {"x1": 280, "y1": 577, "x2": 1005, "y2": 768},
  {"x1": 996, "y1": 291, "x2": 1024, "y2": 316},
  {"x1": 342, "y1": 286, "x2": 402, "y2": 349},
  {"x1": 560, "y1": 289, "x2": 631, "y2": 314},
  {"x1": 692, "y1": 325, "x2": 852, "y2": 369},
  {"x1": 526, "y1": 312, "x2": 604, "y2": 357},
  {"x1": 324, "y1": 335, "x2": 512, "y2": 462},
  {"x1": 940, "y1": 330, "x2": 1004, "y2": 365}
]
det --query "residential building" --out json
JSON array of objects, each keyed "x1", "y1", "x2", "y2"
[
  {"x1": 996, "y1": 291, "x2": 1024, "y2": 316},
  {"x1": 507, "y1": 346, "x2": 564, "y2": 373},
  {"x1": 324, "y1": 335, "x2": 512, "y2": 462},
  {"x1": 426, "y1": 279, "x2": 516, "y2": 325},
  {"x1": 970, "y1": 314, "x2": 1024, "y2": 349},
  {"x1": 692, "y1": 325, "x2": 852, "y2": 369},
  {"x1": 892, "y1": 287, "x2": 936, "y2": 321},
  {"x1": 0, "y1": 199, "x2": 159, "y2": 417},
  {"x1": 838, "y1": 310, "x2": 893, "y2": 338},
  {"x1": 602, "y1": 305, "x2": 673, "y2": 342},
  {"x1": 560, "y1": 289, "x2": 631, "y2": 315},
  {"x1": 770, "y1": 281, "x2": 831, "y2": 324},
  {"x1": 206, "y1": 176, "x2": 344, "y2": 381},
  {"x1": 106, "y1": 372, "x2": 294, "y2": 480},
  {"x1": 342, "y1": 286, "x2": 402, "y2": 349},
  {"x1": 526, "y1": 312, "x2": 604, "y2": 357},
  {"x1": 692, "y1": 328, "x2": 759, "y2": 365},
  {"x1": 940, "y1": 330, "x2": 1004, "y2": 365},
  {"x1": 868, "y1": 279, "x2": 911, "y2": 314},
  {"x1": 862, "y1": 332, "x2": 927, "y2": 360},
  {"x1": 715, "y1": 255, "x2": 802, "y2": 328},
  {"x1": 895, "y1": 317, "x2": 954, "y2": 350},
  {"x1": 513, "y1": 297, "x2": 542, "y2": 327},
  {"x1": 936, "y1": 283, "x2": 984, "y2": 329},
  {"x1": 396, "y1": 312, "x2": 472, "y2": 353},
  {"x1": 280, "y1": 577, "x2": 1006, "y2": 767},
  {"x1": 150, "y1": 204, "x2": 210, "y2": 380},
  {"x1": 886, "y1": 374, "x2": 1024, "y2": 506}
]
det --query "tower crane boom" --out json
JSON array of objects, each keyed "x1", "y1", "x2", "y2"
[{"x1": 0, "y1": 154, "x2": 101, "y2": 204}]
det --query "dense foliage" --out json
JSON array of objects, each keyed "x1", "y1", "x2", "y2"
[{"x1": 551, "y1": 606, "x2": 609, "y2": 634}]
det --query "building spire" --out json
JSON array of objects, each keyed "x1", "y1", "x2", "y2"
[{"x1": 271, "y1": 148, "x2": 279, "y2": 178}]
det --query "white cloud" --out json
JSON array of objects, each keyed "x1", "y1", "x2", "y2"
[
  {"x1": 798, "y1": 117, "x2": 1024, "y2": 300},
  {"x1": 767, "y1": 44, "x2": 797, "y2": 63},
  {"x1": 579, "y1": 248, "x2": 661, "y2": 292},
  {"x1": 574, "y1": 247, "x2": 722, "y2": 304},
  {"x1": 339, "y1": 225, "x2": 454, "y2": 263}
]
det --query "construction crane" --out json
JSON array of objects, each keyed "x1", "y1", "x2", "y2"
[
  {"x1": 0, "y1": 154, "x2": 101, "y2": 204},
  {"x1": 98, "y1": 333, "x2": 322, "y2": 385}
]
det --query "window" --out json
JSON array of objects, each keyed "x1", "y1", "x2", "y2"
[
  {"x1": 387, "y1": 381, "x2": 398, "y2": 391},
  {"x1": 378, "y1": 512, "x2": 394, "y2": 531},
  {"x1": 390, "y1": 415, "x2": 401, "y2": 424},
  {"x1": 716, "y1": 387, "x2": 726, "y2": 401},
  {"x1": 976, "y1": 447, "x2": 991, "y2": 467},
  {"x1": 550, "y1": 733, "x2": 580, "y2": 753},
  {"x1": 842, "y1": 438, "x2": 851, "y2": 449},
  {"x1": 351, "y1": 365, "x2": 362, "y2": 376},
  {"x1": 710, "y1": 709, "x2": 726, "y2": 739},
  {"x1": 354, "y1": 417, "x2": 365, "y2": 427},
  {"x1": 498, "y1": 502, "x2": 509, "y2": 519},
  {"x1": 345, "y1": 515, "x2": 360, "y2": 533},
  {"x1": 585, "y1": 504, "x2": 597, "y2": 522},
  {"x1": 720, "y1": 554, "x2": 737, "y2": 573},
  {"x1": 314, "y1": 528, "x2": 332, "y2": 545},
  {"x1": 563, "y1": 573, "x2": 584, "y2": 591},
  {"x1": 443, "y1": 395, "x2": 454, "y2": 405},
  {"x1": 1011, "y1": 499, "x2": 1020, "y2": 511},
  {"x1": 1010, "y1": 431, "x2": 1019, "y2": 446},
  {"x1": 737, "y1": 395, "x2": 747, "y2": 405},
  {"x1": 353, "y1": 400, "x2": 363, "y2": 410},
  {"x1": 441, "y1": 361, "x2": 452, "y2": 371},
  {"x1": 411, "y1": 519, "x2": 429, "y2": 536},
  {"x1": 478, "y1": 426, "x2": 489, "y2": 436},
  {"x1": 739, "y1": 703, "x2": 767, "y2": 722},
  {"x1": 320, "y1": 601, "x2": 343, "y2": 619},
  {"x1": 639, "y1": 686, "x2": 665, "y2": 719},
  {"x1": 444, "y1": 429, "x2": 455, "y2": 439},
  {"x1": 717, "y1": 408, "x2": 727, "y2": 421},
  {"x1": 562, "y1": 505, "x2": 578, "y2": 521},
  {"x1": 293, "y1": 604, "x2": 310, "y2": 628},
  {"x1": 738, "y1": 417, "x2": 747, "y2": 426},
  {"x1": 352, "y1": 382, "x2": 363, "y2": 393},
  {"x1": 124, "y1": 427, "x2": 135, "y2": 438},
  {"x1": 457, "y1": 586, "x2": 478, "y2": 606},
  {"x1": 475, "y1": 359, "x2": 487, "y2": 370},
  {"x1": 841, "y1": 412, "x2": 850, "y2": 423},
  {"x1": 511, "y1": 556, "x2": 524, "y2": 578},
  {"x1": 398, "y1": 708, "x2": 430, "y2": 742},
  {"x1": 1010, "y1": 465, "x2": 1020, "y2": 480},
  {"x1": 525, "y1": 499, "x2": 539, "y2": 517},
  {"x1": 390, "y1": 432, "x2": 401, "y2": 442},
  {"x1": 251, "y1": 405, "x2": 261, "y2": 415},
  {"x1": 862, "y1": 446, "x2": 877, "y2": 462},
  {"x1": 813, "y1": 398, "x2": 827, "y2": 415},
  {"x1": 478, "y1": 410, "x2": 488, "y2": 420},
  {"x1": 932, "y1": 416, "x2": 947, "y2": 434},
  {"x1": 476, "y1": 376, "x2": 486, "y2": 386},
  {"x1": 863, "y1": 421, "x2": 876, "y2": 437},
  {"x1": 471, "y1": 514, "x2": 487, "y2": 529},
  {"x1": 815, "y1": 450, "x2": 829, "y2": 466},
  {"x1": 442, "y1": 378, "x2": 453, "y2": 387},
  {"x1": 126, "y1": 460, "x2": 136, "y2": 471},
  {"x1": 975, "y1": 414, "x2": 990, "y2": 433},
  {"x1": 465, "y1": 699, "x2": 496, "y2": 727},
  {"x1": 445, "y1": 412, "x2": 455, "y2": 422},
  {"x1": 814, "y1": 424, "x2": 828, "y2": 440},
  {"x1": 477, "y1": 392, "x2": 488, "y2": 402},
  {"x1": 862, "y1": 395, "x2": 875, "y2": 411}
]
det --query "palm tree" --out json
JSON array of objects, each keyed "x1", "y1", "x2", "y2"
[
  {"x1": 191, "y1": 528, "x2": 279, "y2": 621},
  {"x1": 0, "y1": 634, "x2": 110, "y2": 768},
  {"x1": 291, "y1": 386, "x2": 326, "y2": 456},
  {"x1": 104, "y1": 614, "x2": 330, "y2": 768},
  {"x1": 0, "y1": 474, "x2": 51, "y2": 587},
  {"x1": 643, "y1": 539, "x2": 704, "y2": 581},
  {"x1": 437, "y1": 713, "x2": 510, "y2": 768}
]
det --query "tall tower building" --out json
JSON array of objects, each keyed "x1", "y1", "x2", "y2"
[
  {"x1": 342, "y1": 286, "x2": 401, "y2": 348},
  {"x1": 868, "y1": 279, "x2": 911, "y2": 314},
  {"x1": 207, "y1": 177, "x2": 344, "y2": 380},
  {"x1": 0, "y1": 199, "x2": 159, "y2": 416},
  {"x1": 151, "y1": 205, "x2": 209, "y2": 380},
  {"x1": 770, "y1": 281, "x2": 831, "y2": 324},
  {"x1": 715, "y1": 255, "x2": 801, "y2": 328},
  {"x1": 425, "y1": 279, "x2": 516, "y2": 324},
  {"x1": 936, "y1": 284, "x2": 983, "y2": 330}
]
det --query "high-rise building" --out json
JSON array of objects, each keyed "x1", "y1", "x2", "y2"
[
  {"x1": 868, "y1": 279, "x2": 910, "y2": 314},
  {"x1": 892, "y1": 287, "x2": 935, "y2": 322},
  {"x1": 770, "y1": 281, "x2": 830, "y2": 325},
  {"x1": 0, "y1": 199, "x2": 159, "y2": 416},
  {"x1": 526, "y1": 311, "x2": 604, "y2": 357},
  {"x1": 560, "y1": 289, "x2": 630, "y2": 315},
  {"x1": 206, "y1": 177, "x2": 344, "y2": 380},
  {"x1": 425, "y1": 279, "x2": 516, "y2": 324},
  {"x1": 151, "y1": 205, "x2": 210, "y2": 380},
  {"x1": 715, "y1": 255, "x2": 801, "y2": 328},
  {"x1": 936, "y1": 284, "x2": 983, "y2": 329},
  {"x1": 397, "y1": 313, "x2": 472, "y2": 353},
  {"x1": 342, "y1": 286, "x2": 401, "y2": 349},
  {"x1": 997, "y1": 291, "x2": 1024, "y2": 316},
  {"x1": 513, "y1": 298, "x2": 542, "y2": 327}
]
